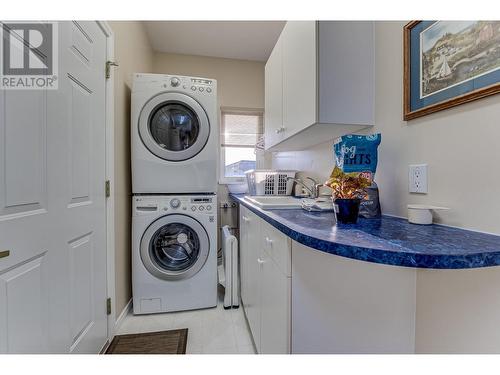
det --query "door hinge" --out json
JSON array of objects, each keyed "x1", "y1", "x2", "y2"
[
  {"x1": 106, "y1": 298, "x2": 112, "y2": 316},
  {"x1": 105, "y1": 180, "x2": 110, "y2": 198},
  {"x1": 105, "y1": 61, "x2": 118, "y2": 79}
]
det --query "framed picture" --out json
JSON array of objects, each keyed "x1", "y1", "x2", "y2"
[{"x1": 403, "y1": 21, "x2": 500, "y2": 120}]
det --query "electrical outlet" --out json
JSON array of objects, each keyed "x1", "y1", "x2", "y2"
[{"x1": 409, "y1": 164, "x2": 428, "y2": 193}]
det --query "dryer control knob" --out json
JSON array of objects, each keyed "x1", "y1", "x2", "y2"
[
  {"x1": 170, "y1": 199, "x2": 181, "y2": 209},
  {"x1": 170, "y1": 77, "x2": 180, "y2": 87}
]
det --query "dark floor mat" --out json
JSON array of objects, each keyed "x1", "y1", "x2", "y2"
[{"x1": 105, "y1": 329, "x2": 188, "y2": 354}]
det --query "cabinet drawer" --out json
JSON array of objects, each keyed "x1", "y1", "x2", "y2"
[{"x1": 261, "y1": 221, "x2": 291, "y2": 277}]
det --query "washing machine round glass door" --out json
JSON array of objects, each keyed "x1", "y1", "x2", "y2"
[
  {"x1": 138, "y1": 92, "x2": 210, "y2": 162},
  {"x1": 140, "y1": 214, "x2": 210, "y2": 281}
]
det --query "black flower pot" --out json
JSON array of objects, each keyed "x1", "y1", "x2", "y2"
[{"x1": 335, "y1": 198, "x2": 361, "y2": 224}]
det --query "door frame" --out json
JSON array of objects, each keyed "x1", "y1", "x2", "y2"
[{"x1": 96, "y1": 21, "x2": 116, "y2": 344}]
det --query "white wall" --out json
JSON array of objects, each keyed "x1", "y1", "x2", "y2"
[
  {"x1": 271, "y1": 21, "x2": 500, "y2": 235},
  {"x1": 109, "y1": 21, "x2": 155, "y2": 318},
  {"x1": 153, "y1": 52, "x2": 264, "y2": 109}
]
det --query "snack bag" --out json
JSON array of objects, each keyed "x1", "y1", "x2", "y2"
[{"x1": 333, "y1": 134, "x2": 382, "y2": 218}]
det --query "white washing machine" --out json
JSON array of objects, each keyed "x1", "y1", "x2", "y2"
[
  {"x1": 132, "y1": 194, "x2": 218, "y2": 314},
  {"x1": 131, "y1": 73, "x2": 218, "y2": 194}
]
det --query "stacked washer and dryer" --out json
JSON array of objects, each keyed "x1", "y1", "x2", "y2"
[{"x1": 131, "y1": 73, "x2": 218, "y2": 314}]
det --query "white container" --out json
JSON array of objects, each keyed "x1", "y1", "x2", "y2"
[
  {"x1": 407, "y1": 204, "x2": 450, "y2": 225},
  {"x1": 245, "y1": 170, "x2": 296, "y2": 196},
  {"x1": 227, "y1": 183, "x2": 248, "y2": 194}
]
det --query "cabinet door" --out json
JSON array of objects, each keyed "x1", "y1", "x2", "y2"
[
  {"x1": 282, "y1": 21, "x2": 317, "y2": 138},
  {"x1": 264, "y1": 35, "x2": 283, "y2": 150},
  {"x1": 262, "y1": 221, "x2": 291, "y2": 277},
  {"x1": 318, "y1": 21, "x2": 375, "y2": 125},
  {"x1": 260, "y1": 255, "x2": 291, "y2": 354},
  {"x1": 239, "y1": 206, "x2": 250, "y2": 309},
  {"x1": 239, "y1": 207, "x2": 262, "y2": 352}
]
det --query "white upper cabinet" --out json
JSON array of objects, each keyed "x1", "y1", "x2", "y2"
[
  {"x1": 264, "y1": 21, "x2": 375, "y2": 151},
  {"x1": 264, "y1": 35, "x2": 284, "y2": 149},
  {"x1": 282, "y1": 22, "x2": 317, "y2": 141},
  {"x1": 318, "y1": 21, "x2": 375, "y2": 126}
]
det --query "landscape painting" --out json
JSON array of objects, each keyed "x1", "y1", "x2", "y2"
[
  {"x1": 404, "y1": 21, "x2": 500, "y2": 120},
  {"x1": 420, "y1": 21, "x2": 500, "y2": 98}
]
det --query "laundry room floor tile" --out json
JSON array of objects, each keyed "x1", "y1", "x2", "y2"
[{"x1": 116, "y1": 293, "x2": 255, "y2": 354}]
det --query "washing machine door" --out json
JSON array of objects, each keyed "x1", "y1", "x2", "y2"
[
  {"x1": 140, "y1": 214, "x2": 210, "y2": 281},
  {"x1": 138, "y1": 92, "x2": 210, "y2": 161}
]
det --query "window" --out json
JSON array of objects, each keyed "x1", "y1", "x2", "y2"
[{"x1": 220, "y1": 109, "x2": 264, "y2": 184}]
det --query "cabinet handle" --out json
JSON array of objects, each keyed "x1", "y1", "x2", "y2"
[
  {"x1": 275, "y1": 129, "x2": 280, "y2": 134},
  {"x1": 242, "y1": 216, "x2": 249, "y2": 222},
  {"x1": 265, "y1": 237, "x2": 273, "y2": 246},
  {"x1": 0, "y1": 250, "x2": 10, "y2": 259},
  {"x1": 257, "y1": 258, "x2": 265, "y2": 264}
]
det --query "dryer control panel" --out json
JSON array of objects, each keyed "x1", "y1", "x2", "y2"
[
  {"x1": 187, "y1": 78, "x2": 214, "y2": 94},
  {"x1": 132, "y1": 73, "x2": 216, "y2": 96}
]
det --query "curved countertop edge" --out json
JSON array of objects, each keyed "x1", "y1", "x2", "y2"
[{"x1": 230, "y1": 194, "x2": 500, "y2": 270}]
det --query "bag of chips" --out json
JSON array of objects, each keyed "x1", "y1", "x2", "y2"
[{"x1": 333, "y1": 133, "x2": 382, "y2": 218}]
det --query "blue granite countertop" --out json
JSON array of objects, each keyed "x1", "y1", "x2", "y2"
[{"x1": 230, "y1": 194, "x2": 500, "y2": 269}]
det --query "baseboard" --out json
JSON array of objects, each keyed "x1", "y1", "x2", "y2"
[{"x1": 114, "y1": 298, "x2": 132, "y2": 332}]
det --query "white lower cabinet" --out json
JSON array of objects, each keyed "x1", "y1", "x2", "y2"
[
  {"x1": 260, "y1": 252, "x2": 291, "y2": 354},
  {"x1": 239, "y1": 206, "x2": 291, "y2": 354},
  {"x1": 239, "y1": 206, "x2": 262, "y2": 352}
]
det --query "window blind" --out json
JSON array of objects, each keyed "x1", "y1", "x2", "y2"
[{"x1": 221, "y1": 111, "x2": 263, "y2": 148}]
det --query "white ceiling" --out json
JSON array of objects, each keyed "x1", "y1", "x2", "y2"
[{"x1": 144, "y1": 21, "x2": 286, "y2": 62}]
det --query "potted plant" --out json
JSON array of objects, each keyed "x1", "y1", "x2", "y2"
[{"x1": 325, "y1": 167, "x2": 371, "y2": 224}]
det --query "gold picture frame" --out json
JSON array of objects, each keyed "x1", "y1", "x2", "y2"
[{"x1": 404, "y1": 21, "x2": 500, "y2": 120}]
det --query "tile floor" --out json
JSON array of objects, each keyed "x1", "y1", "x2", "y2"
[{"x1": 117, "y1": 291, "x2": 256, "y2": 354}]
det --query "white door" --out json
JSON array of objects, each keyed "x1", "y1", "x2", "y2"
[{"x1": 0, "y1": 21, "x2": 108, "y2": 353}]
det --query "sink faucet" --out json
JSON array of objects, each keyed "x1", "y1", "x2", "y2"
[
  {"x1": 305, "y1": 177, "x2": 325, "y2": 199},
  {"x1": 287, "y1": 177, "x2": 323, "y2": 199}
]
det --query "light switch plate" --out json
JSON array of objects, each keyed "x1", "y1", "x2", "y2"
[{"x1": 409, "y1": 164, "x2": 428, "y2": 193}]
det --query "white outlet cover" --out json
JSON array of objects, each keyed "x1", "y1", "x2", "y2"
[{"x1": 409, "y1": 164, "x2": 428, "y2": 193}]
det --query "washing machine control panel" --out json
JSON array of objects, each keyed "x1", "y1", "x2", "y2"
[
  {"x1": 167, "y1": 197, "x2": 215, "y2": 214},
  {"x1": 187, "y1": 197, "x2": 214, "y2": 213},
  {"x1": 134, "y1": 196, "x2": 216, "y2": 216}
]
